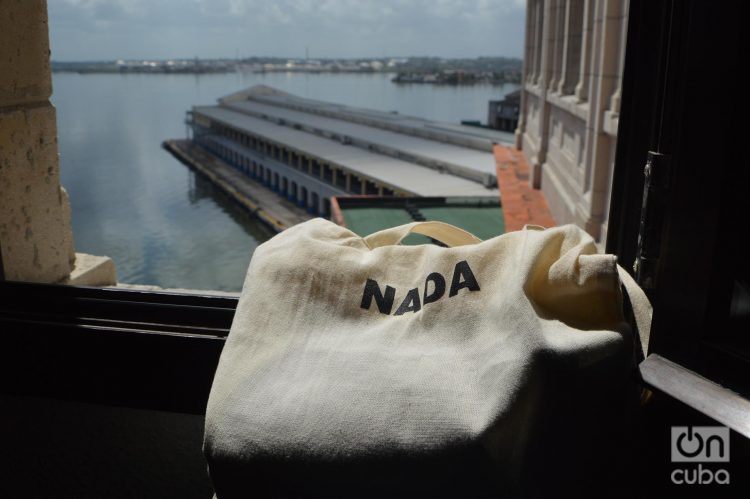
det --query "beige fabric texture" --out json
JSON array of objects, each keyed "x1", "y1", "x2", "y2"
[{"x1": 204, "y1": 218, "x2": 651, "y2": 494}]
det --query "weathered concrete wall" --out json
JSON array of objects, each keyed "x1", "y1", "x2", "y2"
[
  {"x1": 0, "y1": 0, "x2": 53, "y2": 108},
  {"x1": 0, "y1": 0, "x2": 76, "y2": 282},
  {"x1": 1, "y1": 0, "x2": 115, "y2": 285}
]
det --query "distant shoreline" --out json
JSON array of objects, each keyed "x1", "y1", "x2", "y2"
[
  {"x1": 52, "y1": 68, "x2": 235, "y2": 75},
  {"x1": 51, "y1": 56, "x2": 523, "y2": 83},
  {"x1": 52, "y1": 67, "x2": 519, "y2": 86}
]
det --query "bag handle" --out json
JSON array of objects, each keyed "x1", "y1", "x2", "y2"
[
  {"x1": 617, "y1": 265, "x2": 652, "y2": 357},
  {"x1": 363, "y1": 221, "x2": 482, "y2": 249}
]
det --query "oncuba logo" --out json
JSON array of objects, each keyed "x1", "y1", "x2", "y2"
[
  {"x1": 360, "y1": 260, "x2": 480, "y2": 316},
  {"x1": 671, "y1": 426, "x2": 730, "y2": 485}
]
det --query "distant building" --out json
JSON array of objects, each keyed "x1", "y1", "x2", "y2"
[
  {"x1": 187, "y1": 86, "x2": 512, "y2": 217},
  {"x1": 515, "y1": 0, "x2": 628, "y2": 242},
  {"x1": 487, "y1": 90, "x2": 520, "y2": 132}
]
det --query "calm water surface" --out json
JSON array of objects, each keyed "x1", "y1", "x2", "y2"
[{"x1": 53, "y1": 72, "x2": 518, "y2": 291}]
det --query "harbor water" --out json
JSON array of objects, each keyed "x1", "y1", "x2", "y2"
[{"x1": 54, "y1": 71, "x2": 519, "y2": 291}]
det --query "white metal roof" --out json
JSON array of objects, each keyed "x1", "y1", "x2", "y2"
[
  {"x1": 221, "y1": 99, "x2": 500, "y2": 180},
  {"x1": 248, "y1": 92, "x2": 516, "y2": 146},
  {"x1": 194, "y1": 105, "x2": 499, "y2": 198}
]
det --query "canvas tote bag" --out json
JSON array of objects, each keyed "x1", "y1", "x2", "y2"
[{"x1": 204, "y1": 218, "x2": 651, "y2": 498}]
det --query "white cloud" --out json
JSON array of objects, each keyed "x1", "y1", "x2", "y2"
[{"x1": 48, "y1": 0, "x2": 525, "y2": 59}]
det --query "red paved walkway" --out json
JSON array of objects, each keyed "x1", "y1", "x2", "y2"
[{"x1": 494, "y1": 144, "x2": 556, "y2": 232}]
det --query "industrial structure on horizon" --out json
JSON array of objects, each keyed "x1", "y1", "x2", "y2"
[{"x1": 487, "y1": 90, "x2": 521, "y2": 133}]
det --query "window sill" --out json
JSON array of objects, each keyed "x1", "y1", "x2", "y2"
[
  {"x1": 640, "y1": 354, "x2": 750, "y2": 438},
  {"x1": 0, "y1": 280, "x2": 234, "y2": 414}
]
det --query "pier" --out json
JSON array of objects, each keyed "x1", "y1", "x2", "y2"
[
  {"x1": 163, "y1": 139, "x2": 311, "y2": 232},
  {"x1": 164, "y1": 86, "x2": 519, "y2": 234}
]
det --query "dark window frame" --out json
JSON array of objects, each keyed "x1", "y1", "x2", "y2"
[
  {"x1": 0, "y1": 280, "x2": 233, "y2": 415},
  {"x1": 607, "y1": 0, "x2": 749, "y2": 434}
]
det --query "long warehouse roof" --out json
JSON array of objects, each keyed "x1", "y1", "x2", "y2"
[
  {"x1": 221, "y1": 99, "x2": 500, "y2": 181},
  {"x1": 249, "y1": 93, "x2": 516, "y2": 145},
  {"x1": 193, "y1": 105, "x2": 499, "y2": 198},
  {"x1": 220, "y1": 85, "x2": 515, "y2": 148}
]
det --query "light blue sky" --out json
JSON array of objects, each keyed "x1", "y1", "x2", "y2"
[{"x1": 48, "y1": 0, "x2": 526, "y2": 60}]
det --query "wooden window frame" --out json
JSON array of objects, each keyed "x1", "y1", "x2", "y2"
[{"x1": 607, "y1": 0, "x2": 749, "y2": 436}]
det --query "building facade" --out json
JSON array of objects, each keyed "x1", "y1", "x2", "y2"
[{"x1": 516, "y1": 0, "x2": 628, "y2": 243}]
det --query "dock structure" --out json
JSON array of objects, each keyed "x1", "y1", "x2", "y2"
[
  {"x1": 183, "y1": 85, "x2": 511, "y2": 221},
  {"x1": 164, "y1": 139, "x2": 312, "y2": 232}
]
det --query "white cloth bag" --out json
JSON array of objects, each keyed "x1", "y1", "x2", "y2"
[{"x1": 204, "y1": 218, "x2": 651, "y2": 498}]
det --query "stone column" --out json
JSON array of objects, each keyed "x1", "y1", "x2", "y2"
[
  {"x1": 526, "y1": 0, "x2": 537, "y2": 84},
  {"x1": 556, "y1": 0, "x2": 571, "y2": 94},
  {"x1": 608, "y1": 0, "x2": 629, "y2": 115},
  {"x1": 574, "y1": 0, "x2": 594, "y2": 102},
  {"x1": 517, "y1": 0, "x2": 534, "y2": 148},
  {"x1": 578, "y1": 0, "x2": 625, "y2": 241},
  {"x1": 549, "y1": 0, "x2": 566, "y2": 93},
  {"x1": 533, "y1": 0, "x2": 545, "y2": 85},
  {"x1": 559, "y1": 0, "x2": 584, "y2": 95},
  {"x1": 528, "y1": 0, "x2": 555, "y2": 188},
  {"x1": 1, "y1": 1, "x2": 115, "y2": 285},
  {"x1": 1, "y1": 0, "x2": 70, "y2": 283}
]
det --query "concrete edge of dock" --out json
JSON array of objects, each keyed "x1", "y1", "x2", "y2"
[{"x1": 162, "y1": 139, "x2": 288, "y2": 233}]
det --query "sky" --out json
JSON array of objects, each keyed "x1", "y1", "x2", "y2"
[{"x1": 48, "y1": 0, "x2": 526, "y2": 61}]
